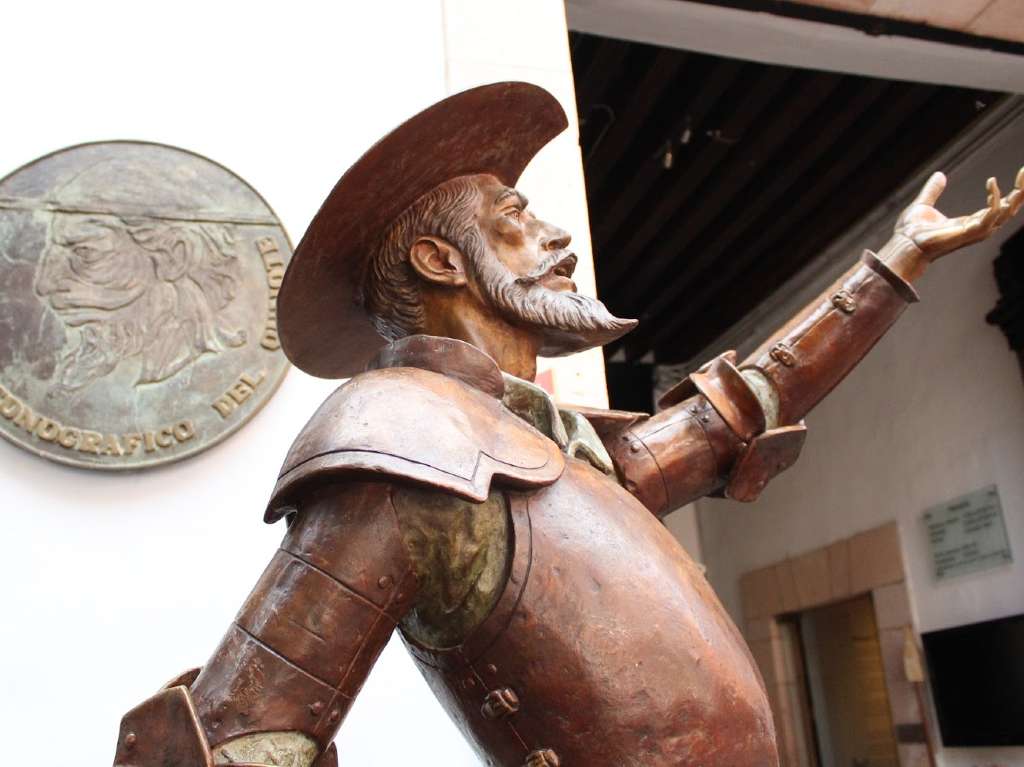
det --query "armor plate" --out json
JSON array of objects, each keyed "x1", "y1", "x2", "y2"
[{"x1": 403, "y1": 458, "x2": 777, "y2": 767}]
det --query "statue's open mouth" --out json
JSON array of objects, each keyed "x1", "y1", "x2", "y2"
[
  {"x1": 550, "y1": 253, "x2": 576, "y2": 279},
  {"x1": 528, "y1": 252, "x2": 578, "y2": 292}
]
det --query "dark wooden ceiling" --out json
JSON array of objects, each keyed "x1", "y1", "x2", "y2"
[{"x1": 569, "y1": 31, "x2": 1002, "y2": 408}]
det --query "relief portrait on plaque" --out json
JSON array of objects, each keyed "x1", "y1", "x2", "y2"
[{"x1": 0, "y1": 141, "x2": 291, "y2": 469}]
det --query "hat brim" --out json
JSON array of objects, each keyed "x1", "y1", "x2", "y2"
[{"x1": 278, "y1": 82, "x2": 569, "y2": 379}]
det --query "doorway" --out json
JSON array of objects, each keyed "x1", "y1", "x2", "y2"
[{"x1": 798, "y1": 594, "x2": 900, "y2": 767}]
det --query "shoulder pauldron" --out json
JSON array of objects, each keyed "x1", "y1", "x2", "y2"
[{"x1": 265, "y1": 367, "x2": 565, "y2": 521}]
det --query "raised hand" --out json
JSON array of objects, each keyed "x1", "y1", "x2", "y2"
[{"x1": 894, "y1": 167, "x2": 1024, "y2": 262}]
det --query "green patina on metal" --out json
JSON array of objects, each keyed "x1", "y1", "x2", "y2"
[{"x1": 395, "y1": 487, "x2": 510, "y2": 650}]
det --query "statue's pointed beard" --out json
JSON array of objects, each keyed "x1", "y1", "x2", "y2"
[{"x1": 469, "y1": 250, "x2": 637, "y2": 356}]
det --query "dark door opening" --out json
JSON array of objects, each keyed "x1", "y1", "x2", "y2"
[{"x1": 798, "y1": 594, "x2": 899, "y2": 767}]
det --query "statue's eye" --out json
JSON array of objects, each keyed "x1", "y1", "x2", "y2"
[
  {"x1": 506, "y1": 208, "x2": 522, "y2": 222},
  {"x1": 72, "y1": 245, "x2": 105, "y2": 265}
]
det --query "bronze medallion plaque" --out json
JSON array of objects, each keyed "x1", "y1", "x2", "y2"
[{"x1": 0, "y1": 141, "x2": 291, "y2": 469}]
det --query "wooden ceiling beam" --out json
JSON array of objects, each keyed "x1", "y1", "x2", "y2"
[
  {"x1": 620, "y1": 81, "x2": 931, "y2": 358},
  {"x1": 610, "y1": 77, "x2": 893, "y2": 359},
  {"x1": 590, "y1": 57, "x2": 746, "y2": 252},
  {"x1": 645, "y1": 88, "x2": 973, "y2": 362},
  {"x1": 584, "y1": 48, "x2": 689, "y2": 192},
  {"x1": 575, "y1": 37, "x2": 633, "y2": 116},
  {"x1": 598, "y1": 64, "x2": 793, "y2": 290},
  {"x1": 610, "y1": 70, "x2": 844, "y2": 314}
]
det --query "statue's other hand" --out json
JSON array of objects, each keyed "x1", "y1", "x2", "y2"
[{"x1": 895, "y1": 166, "x2": 1024, "y2": 261}]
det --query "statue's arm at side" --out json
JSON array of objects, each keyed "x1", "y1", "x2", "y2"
[
  {"x1": 112, "y1": 479, "x2": 419, "y2": 767},
  {"x1": 606, "y1": 169, "x2": 1023, "y2": 518},
  {"x1": 111, "y1": 367, "x2": 564, "y2": 767}
]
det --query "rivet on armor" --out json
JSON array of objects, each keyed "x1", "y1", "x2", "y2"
[
  {"x1": 328, "y1": 709, "x2": 341, "y2": 724},
  {"x1": 831, "y1": 289, "x2": 857, "y2": 314},
  {"x1": 124, "y1": 732, "x2": 137, "y2": 750},
  {"x1": 481, "y1": 686, "x2": 520, "y2": 720},
  {"x1": 700, "y1": 414, "x2": 710, "y2": 423},
  {"x1": 377, "y1": 574, "x2": 393, "y2": 589},
  {"x1": 486, "y1": 663, "x2": 498, "y2": 674},
  {"x1": 309, "y1": 700, "x2": 324, "y2": 716},
  {"x1": 769, "y1": 342, "x2": 797, "y2": 368},
  {"x1": 629, "y1": 441, "x2": 641, "y2": 453},
  {"x1": 525, "y1": 748, "x2": 561, "y2": 767}
]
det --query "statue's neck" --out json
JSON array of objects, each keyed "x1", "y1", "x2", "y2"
[
  {"x1": 447, "y1": 323, "x2": 539, "y2": 381},
  {"x1": 418, "y1": 293, "x2": 540, "y2": 380}
]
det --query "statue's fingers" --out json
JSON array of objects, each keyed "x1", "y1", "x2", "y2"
[
  {"x1": 991, "y1": 187, "x2": 1020, "y2": 226},
  {"x1": 986, "y1": 177, "x2": 1001, "y2": 211},
  {"x1": 913, "y1": 171, "x2": 947, "y2": 206},
  {"x1": 999, "y1": 167, "x2": 1024, "y2": 220},
  {"x1": 978, "y1": 178, "x2": 1002, "y2": 228},
  {"x1": 954, "y1": 205, "x2": 996, "y2": 242},
  {"x1": 1008, "y1": 187, "x2": 1024, "y2": 217}
]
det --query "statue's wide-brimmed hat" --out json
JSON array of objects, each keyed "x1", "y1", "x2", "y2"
[{"x1": 278, "y1": 82, "x2": 569, "y2": 378}]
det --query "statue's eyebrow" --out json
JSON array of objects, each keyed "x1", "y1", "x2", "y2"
[{"x1": 494, "y1": 187, "x2": 528, "y2": 209}]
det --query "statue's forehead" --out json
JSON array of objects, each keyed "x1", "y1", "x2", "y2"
[
  {"x1": 51, "y1": 214, "x2": 116, "y2": 244},
  {"x1": 493, "y1": 186, "x2": 528, "y2": 208},
  {"x1": 439, "y1": 172, "x2": 514, "y2": 201},
  {"x1": 454, "y1": 174, "x2": 529, "y2": 209}
]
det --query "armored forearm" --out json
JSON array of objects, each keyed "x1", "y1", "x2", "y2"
[
  {"x1": 113, "y1": 480, "x2": 419, "y2": 767},
  {"x1": 740, "y1": 249, "x2": 918, "y2": 426},
  {"x1": 607, "y1": 248, "x2": 917, "y2": 517},
  {"x1": 606, "y1": 385, "x2": 747, "y2": 516}
]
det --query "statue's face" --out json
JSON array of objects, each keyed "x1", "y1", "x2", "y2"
[
  {"x1": 36, "y1": 215, "x2": 149, "y2": 327},
  {"x1": 472, "y1": 175, "x2": 578, "y2": 294},
  {"x1": 459, "y1": 174, "x2": 633, "y2": 355},
  {"x1": 34, "y1": 213, "x2": 244, "y2": 391}
]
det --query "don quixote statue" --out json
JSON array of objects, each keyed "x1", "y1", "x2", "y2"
[{"x1": 111, "y1": 83, "x2": 1023, "y2": 767}]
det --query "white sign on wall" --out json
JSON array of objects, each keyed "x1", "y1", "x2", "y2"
[{"x1": 923, "y1": 485, "x2": 1013, "y2": 581}]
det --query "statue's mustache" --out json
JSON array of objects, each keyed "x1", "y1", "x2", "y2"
[{"x1": 515, "y1": 252, "x2": 577, "y2": 285}]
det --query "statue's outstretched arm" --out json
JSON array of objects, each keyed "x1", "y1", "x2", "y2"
[
  {"x1": 112, "y1": 480, "x2": 419, "y2": 767},
  {"x1": 607, "y1": 168, "x2": 1023, "y2": 517}
]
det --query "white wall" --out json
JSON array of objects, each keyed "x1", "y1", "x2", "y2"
[
  {"x1": 698, "y1": 117, "x2": 1024, "y2": 767},
  {"x1": 665, "y1": 503, "x2": 704, "y2": 564},
  {"x1": 0, "y1": 2, "x2": 597, "y2": 765}
]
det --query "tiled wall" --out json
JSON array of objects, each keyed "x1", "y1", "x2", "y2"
[{"x1": 740, "y1": 522, "x2": 931, "y2": 767}]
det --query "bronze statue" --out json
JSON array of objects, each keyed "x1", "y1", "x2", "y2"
[{"x1": 111, "y1": 83, "x2": 1023, "y2": 767}]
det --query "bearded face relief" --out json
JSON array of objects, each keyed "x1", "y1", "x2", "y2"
[
  {"x1": 36, "y1": 213, "x2": 245, "y2": 391},
  {"x1": 0, "y1": 142, "x2": 291, "y2": 469}
]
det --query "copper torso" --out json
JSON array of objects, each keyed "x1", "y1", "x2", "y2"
[{"x1": 404, "y1": 457, "x2": 775, "y2": 767}]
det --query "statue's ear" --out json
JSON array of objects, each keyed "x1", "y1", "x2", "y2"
[{"x1": 408, "y1": 237, "x2": 468, "y2": 287}]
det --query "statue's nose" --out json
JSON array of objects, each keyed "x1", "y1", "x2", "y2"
[
  {"x1": 541, "y1": 225, "x2": 571, "y2": 252},
  {"x1": 35, "y1": 249, "x2": 68, "y2": 295}
]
